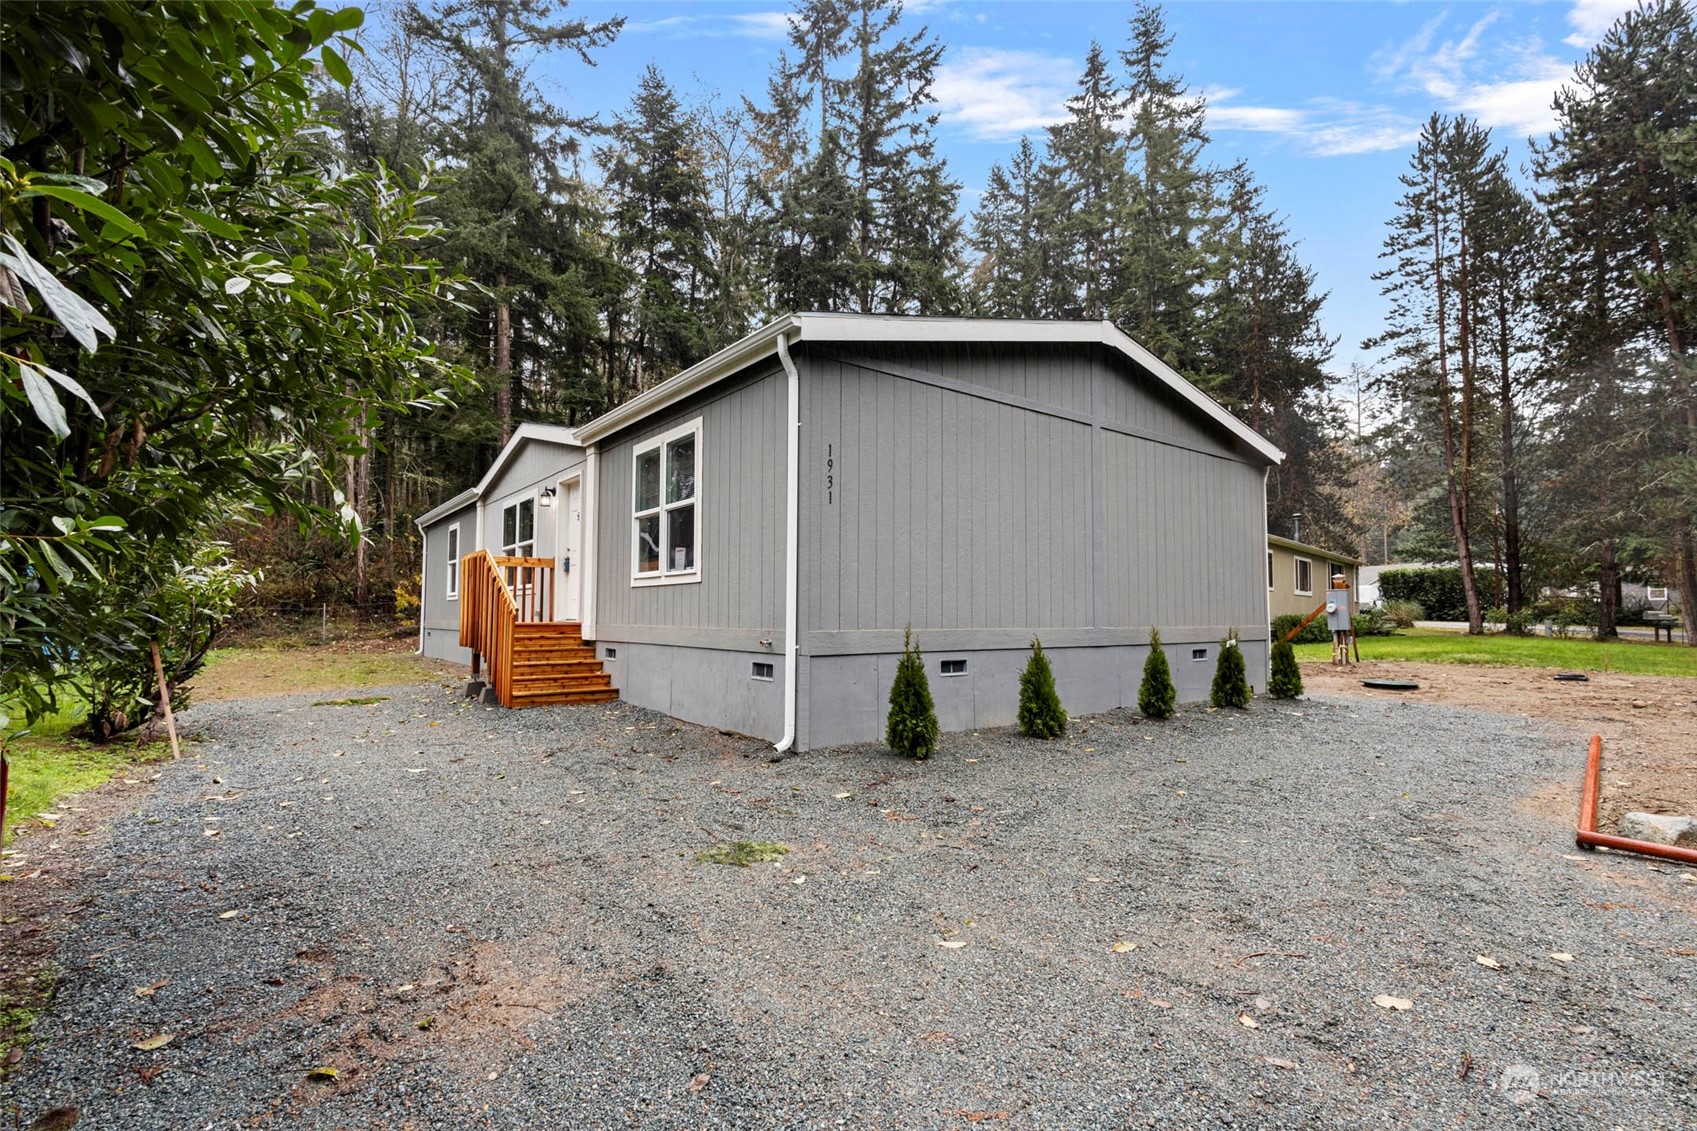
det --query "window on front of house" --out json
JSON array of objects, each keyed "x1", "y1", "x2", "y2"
[
  {"x1": 1294, "y1": 556, "x2": 1313, "y2": 596},
  {"x1": 501, "y1": 499, "x2": 535, "y2": 558},
  {"x1": 633, "y1": 419, "x2": 700, "y2": 582},
  {"x1": 445, "y1": 523, "x2": 460, "y2": 599}
]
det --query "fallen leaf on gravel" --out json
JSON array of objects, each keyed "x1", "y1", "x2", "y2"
[
  {"x1": 688, "y1": 1072, "x2": 710, "y2": 1093},
  {"x1": 202, "y1": 829, "x2": 220, "y2": 838},
  {"x1": 133, "y1": 978, "x2": 169, "y2": 997},
  {"x1": 1110, "y1": 941, "x2": 1137, "y2": 954},
  {"x1": 791, "y1": 875, "x2": 806, "y2": 885},
  {"x1": 1264, "y1": 1057, "x2": 1296, "y2": 1070},
  {"x1": 1569, "y1": 1025, "x2": 1594, "y2": 1034},
  {"x1": 1237, "y1": 1012, "x2": 1259, "y2": 1029},
  {"x1": 935, "y1": 938, "x2": 969, "y2": 949},
  {"x1": 132, "y1": 1034, "x2": 174, "y2": 1051},
  {"x1": 305, "y1": 1066, "x2": 338, "y2": 1082},
  {"x1": 405, "y1": 768, "x2": 426, "y2": 774},
  {"x1": 25, "y1": 1106, "x2": 79, "y2": 1130},
  {"x1": 833, "y1": 792, "x2": 852, "y2": 799},
  {"x1": 1148, "y1": 998, "x2": 1172, "y2": 1008},
  {"x1": 416, "y1": 1016, "x2": 435, "y2": 1030},
  {"x1": 1372, "y1": 995, "x2": 1413, "y2": 1011},
  {"x1": 1475, "y1": 955, "x2": 1502, "y2": 969},
  {"x1": 1549, "y1": 953, "x2": 1575, "y2": 963},
  {"x1": 1254, "y1": 997, "x2": 1271, "y2": 1011},
  {"x1": 136, "y1": 1065, "x2": 165, "y2": 1085}
]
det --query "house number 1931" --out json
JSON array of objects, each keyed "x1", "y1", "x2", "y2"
[{"x1": 826, "y1": 443, "x2": 834, "y2": 504}]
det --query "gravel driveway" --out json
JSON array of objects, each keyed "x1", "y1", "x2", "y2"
[{"x1": 4, "y1": 684, "x2": 1694, "y2": 1130}]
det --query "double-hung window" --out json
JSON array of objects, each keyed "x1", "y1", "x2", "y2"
[
  {"x1": 501, "y1": 499, "x2": 535, "y2": 558},
  {"x1": 633, "y1": 419, "x2": 700, "y2": 582},
  {"x1": 1294, "y1": 556, "x2": 1313, "y2": 596},
  {"x1": 445, "y1": 523, "x2": 461, "y2": 599}
]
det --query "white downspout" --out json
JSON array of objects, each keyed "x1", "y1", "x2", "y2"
[
  {"x1": 1262, "y1": 465, "x2": 1272, "y2": 687},
  {"x1": 416, "y1": 522, "x2": 427, "y2": 655},
  {"x1": 774, "y1": 331, "x2": 801, "y2": 753},
  {"x1": 581, "y1": 445, "x2": 598, "y2": 641}
]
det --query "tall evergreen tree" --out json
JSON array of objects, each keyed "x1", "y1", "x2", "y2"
[
  {"x1": 967, "y1": 137, "x2": 1054, "y2": 317},
  {"x1": 1115, "y1": 3, "x2": 1214, "y2": 369},
  {"x1": 1040, "y1": 42, "x2": 1130, "y2": 319},
  {"x1": 599, "y1": 65, "x2": 716, "y2": 396},
  {"x1": 1535, "y1": 0, "x2": 1697, "y2": 637}
]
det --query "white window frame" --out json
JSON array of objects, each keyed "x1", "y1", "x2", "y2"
[
  {"x1": 445, "y1": 522, "x2": 461, "y2": 600},
  {"x1": 500, "y1": 496, "x2": 537, "y2": 558},
  {"x1": 631, "y1": 417, "x2": 702, "y2": 586},
  {"x1": 1294, "y1": 556, "x2": 1313, "y2": 597}
]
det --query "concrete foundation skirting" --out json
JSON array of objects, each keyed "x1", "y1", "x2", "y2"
[
  {"x1": 596, "y1": 639, "x2": 785, "y2": 745},
  {"x1": 422, "y1": 626, "x2": 473, "y2": 667},
  {"x1": 801, "y1": 639, "x2": 1269, "y2": 751}
]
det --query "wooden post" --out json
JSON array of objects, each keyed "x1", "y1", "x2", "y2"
[{"x1": 150, "y1": 640, "x2": 181, "y2": 760}]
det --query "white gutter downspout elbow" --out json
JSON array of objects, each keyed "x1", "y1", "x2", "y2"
[{"x1": 774, "y1": 330, "x2": 801, "y2": 753}]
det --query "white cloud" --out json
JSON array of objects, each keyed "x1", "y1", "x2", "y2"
[
  {"x1": 1205, "y1": 89, "x2": 1421, "y2": 156},
  {"x1": 727, "y1": 11, "x2": 792, "y2": 39},
  {"x1": 932, "y1": 47, "x2": 1075, "y2": 141},
  {"x1": 1565, "y1": 0, "x2": 1637, "y2": 47},
  {"x1": 621, "y1": 11, "x2": 792, "y2": 40}
]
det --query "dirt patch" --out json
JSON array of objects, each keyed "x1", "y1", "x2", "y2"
[{"x1": 1302, "y1": 659, "x2": 1697, "y2": 831}]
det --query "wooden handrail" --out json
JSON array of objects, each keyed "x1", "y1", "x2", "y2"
[{"x1": 458, "y1": 550, "x2": 557, "y2": 707}]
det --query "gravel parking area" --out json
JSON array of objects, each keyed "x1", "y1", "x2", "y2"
[{"x1": 4, "y1": 685, "x2": 1694, "y2": 1130}]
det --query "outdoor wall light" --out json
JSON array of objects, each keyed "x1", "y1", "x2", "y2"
[{"x1": 538, "y1": 486, "x2": 557, "y2": 507}]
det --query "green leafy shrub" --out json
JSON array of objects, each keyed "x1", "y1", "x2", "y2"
[
  {"x1": 1017, "y1": 637, "x2": 1067, "y2": 739},
  {"x1": 1268, "y1": 640, "x2": 1303, "y2": 698},
  {"x1": 1210, "y1": 633, "x2": 1251, "y2": 709},
  {"x1": 1503, "y1": 609, "x2": 1536, "y2": 635},
  {"x1": 1138, "y1": 628, "x2": 1177, "y2": 720},
  {"x1": 1271, "y1": 613, "x2": 1329, "y2": 644},
  {"x1": 1376, "y1": 568, "x2": 1500, "y2": 622},
  {"x1": 886, "y1": 625, "x2": 939, "y2": 759},
  {"x1": 1353, "y1": 606, "x2": 1394, "y2": 636},
  {"x1": 1382, "y1": 598, "x2": 1425, "y2": 628}
]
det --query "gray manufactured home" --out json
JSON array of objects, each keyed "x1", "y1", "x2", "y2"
[{"x1": 417, "y1": 314, "x2": 1283, "y2": 750}]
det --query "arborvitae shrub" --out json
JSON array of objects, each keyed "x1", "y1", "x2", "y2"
[
  {"x1": 1210, "y1": 632, "x2": 1252, "y2": 708},
  {"x1": 1268, "y1": 639, "x2": 1303, "y2": 699},
  {"x1": 1017, "y1": 636, "x2": 1067, "y2": 738},
  {"x1": 886, "y1": 625, "x2": 939, "y2": 759},
  {"x1": 1138, "y1": 627, "x2": 1176, "y2": 720}
]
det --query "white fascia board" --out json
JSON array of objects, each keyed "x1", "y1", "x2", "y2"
[
  {"x1": 472, "y1": 422, "x2": 582, "y2": 498},
  {"x1": 574, "y1": 318, "x2": 798, "y2": 445},
  {"x1": 572, "y1": 313, "x2": 1282, "y2": 465},
  {"x1": 416, "y1": 487, "x2": 480, "y2": 530}
]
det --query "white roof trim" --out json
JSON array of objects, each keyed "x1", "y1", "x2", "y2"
[
  {"x1": 1268, "y1": 534, "x2": 1363, "y2": 565},
  {"x1": 473, "y1": 422, "x2": 580, "y2": 498},
  {"x1": 573, "y1": 314, "x2": 1283, "y2": 463},
  {"x1": 415, "y1": 487, "x2": 479, "y2": 529}
]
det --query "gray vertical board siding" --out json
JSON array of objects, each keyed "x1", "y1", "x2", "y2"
[
  {"x1": 805, "y1": 352, "x2": 1097, "y2": 639},
  {"x1": 592, "y1": 364, "x2": 785, "y2": 639},
  {"x1": 481, "y1": 447, "x2": 586, "y2": 554},
  {"x1": 419, "y1": 501, "x2": 478, "y2": 631}
]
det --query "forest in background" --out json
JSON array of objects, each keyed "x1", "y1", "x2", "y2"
[
  {"x1": 271, "y1": 0, "x2": 1695, "y2": 642},
  {"x1": 1, "y1": 0, "x2": 1693, "y2": 736}
]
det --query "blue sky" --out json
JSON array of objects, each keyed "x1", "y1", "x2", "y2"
[{"x1": 517, "y1": 0, "x2": 1635, "y2": 387}]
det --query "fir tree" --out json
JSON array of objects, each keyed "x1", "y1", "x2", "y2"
[
  {"x1": 1268, "y1": 639, "x2": 1303, "y2": 699},
  {"x1": 1017, "y1": 637, "x2": 1068, "y2": 738},
  {"x1": 886, "y1": 625, "x2": 939, "y2": 759},
  {"x1": 1138, "y1": 627, "x2": 1177, "y2": 719},
  {"x1": 1210, "y1": 632, "x2": 1251, "y2": 709},
  {"x1": 968, "y1": 137, "x2": 1054, "y2": 317},
  {"x1": 1040, "y1": 41, "x2": 1129, "y2": 318}
]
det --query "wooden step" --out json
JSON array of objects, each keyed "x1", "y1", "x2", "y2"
[
  {"x1": 510, "y1": 673, "x2": 613, "y2": 692},
  {"x1": 509, "y1": 686, "x2": 620, "y2": 706},
  {"x1": 513, "y1": 622, "x2": 583, "y2": 638}
]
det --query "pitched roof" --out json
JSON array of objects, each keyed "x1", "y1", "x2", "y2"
[
  {"x1": 414, "y1": 423, "x2": 580, "y2": 529},
  {"x1": 573, "y1": 314, "x2": 1284, "y2": 464},
  {"x1": 1267, "y1": 534, "x2": 1364, "y2": 566}
]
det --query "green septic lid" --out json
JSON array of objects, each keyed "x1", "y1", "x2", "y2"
[{"x1": 1361, "y1": 678, "x2": 1420, "y2": 691}]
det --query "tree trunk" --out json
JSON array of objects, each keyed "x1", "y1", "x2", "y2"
[
  {"x1": 494, "y1": 271, "x2": 512, "y2": 447},
  {"x1": 1598, "y1": 539, "x2": 1619, "y2": 639},
  {"x1": 1498, "y1": 305, "x2": 1523, "y2": 613},
  {"x1": 1679, "y1": 529, "x2": 1697, "y2": 647}
]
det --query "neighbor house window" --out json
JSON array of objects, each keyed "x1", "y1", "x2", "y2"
[
  {"x1": 445, "y1": 523, "x2": 460, "y2": 599},
  {"x1": 501, "y1": 498, "x2": 535, "y2": 558},
  {"x1": 632, "y1": 419, "x2": 701, "y2": 582},
  {"x1": 1294, "y1": 556, "x2": 1313, "y2": 596}
]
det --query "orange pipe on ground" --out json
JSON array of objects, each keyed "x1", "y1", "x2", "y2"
[{"x1": 1575, "y1": 734, "x2": 1697, "y2": 867}]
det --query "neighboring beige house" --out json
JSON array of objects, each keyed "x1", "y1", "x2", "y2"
[{"x1": 1267, "y1": 535, "x2": 1362, "y2": 621}]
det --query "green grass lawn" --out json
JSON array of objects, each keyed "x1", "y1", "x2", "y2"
[{"x1": 1293, "y1": 627, "x2": 1697, "y2": 677}]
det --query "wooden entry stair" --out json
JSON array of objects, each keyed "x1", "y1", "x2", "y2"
[{"x1": 459, "y1": 550, "x2": 617, "y2": 707}]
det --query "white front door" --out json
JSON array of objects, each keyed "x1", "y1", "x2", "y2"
[{"x1": 559, "y1": 477, "x2": 582, "y2": 620}]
